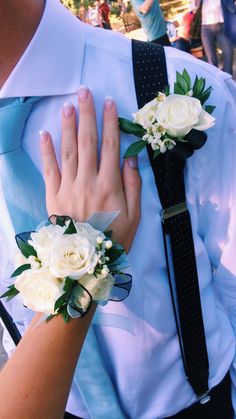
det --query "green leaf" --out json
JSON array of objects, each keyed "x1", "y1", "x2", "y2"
[
  {"x1": 104, "y1": 230, "x2": 112, "y2": 239},
  {"x1": 124, "y1": 140, "x2": 147, "y2": 158},
  {"x1": 164, "y1": 85, "x2": 170, "y2": 96},
  {"x1": 193, "y1": 77, "x2": 205, "y2": 98},
  {"x1": 11, "y1": 263, "x2": 31, "y2": 278},
  {"x1": 63, "y1": 277, "x2": 75, "y2": 292},
  {"x1": 198, "y1": 86, "x2": 213, "y2": 105},
  {"x1": 174, "y1": 82, "x2": 185, "y2": 95},
  {"x1": 54, "y1": 292, "x2": 68, "y2": 312},
  {"x1": 64, "y1": 219, "x2": 76, "y2": 235},
  {"x1": 46, "y1": 314, "x2": 57, "y2": 322},
  {"x1": 106, "y1": 246, "x2": 124, "y2": 263},
  {"x1": 61, "y1": 306, "x2": 70, "y2": 323},
  {"x1": 204, "y1": 105, "x2": 216, "y2": 115},
  {"x1": 17, "y1": 238, "x2": 37, "y2": 258},
  {"x1": 182, "y1": 69, "x2": 191, "y2": 90},
  {"x1": 176, "y1": 71, "x2": 189, "y2": 94},
  {"x1": 119, "y1": 118, "x2": 145, "y2": 138},
  {"x1": 153, "y1": 150, "x2": 161, "y2": 159},
  {"x1": 0, "y1": 285, "x2": 19, "y2": 301}
]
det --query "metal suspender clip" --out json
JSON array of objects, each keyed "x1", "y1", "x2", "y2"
[
  {"x1": 199, "y1": 391, "x2": 211, "y2": 405},
  {"x1": 161, "y1": 201, "x2": 188, "y2": 221}
]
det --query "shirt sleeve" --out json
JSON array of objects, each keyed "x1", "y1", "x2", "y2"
[{"x1": 196, "y1": 75, "x2": 236, "y2": 416}]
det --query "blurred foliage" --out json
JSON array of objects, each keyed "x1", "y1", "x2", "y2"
[{"x1": 61, "y1": 0, "x2": 189, "y2": 17}]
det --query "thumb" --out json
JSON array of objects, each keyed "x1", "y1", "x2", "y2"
[{"x1": 122, "y1": 157, "x2": 142, "y2": 223}]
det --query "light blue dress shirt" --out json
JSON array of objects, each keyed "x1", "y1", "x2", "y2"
[{"x1": 1, "y1": 1, "x2": 236, "y2": 418}]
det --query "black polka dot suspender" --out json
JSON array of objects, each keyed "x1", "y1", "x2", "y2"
[{"x1": 132, "y1": 40, "x2": 210, "y2": 403}]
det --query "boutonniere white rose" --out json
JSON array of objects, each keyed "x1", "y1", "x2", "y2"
[
  {"x1": 119, "y1": 69, "x2": 215, "y2": 159},
  {"x1": 1, "y1": 216, "x2": 131, "y2": 323}
]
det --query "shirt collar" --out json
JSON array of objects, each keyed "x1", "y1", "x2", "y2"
[{"x1": 0, "y1": 0, "x2": 85, "y2": 98}]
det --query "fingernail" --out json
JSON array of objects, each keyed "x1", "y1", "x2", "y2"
[
  {"x1": 127, "y1": 157, "x2": 138, "y2": 169},
  {"x1": 78, "y1": 85, "x2": 89, "y2": 102},
  {"x1": 39, "y1": 130, "x2": 48, "y2": 143},
  {"x1": 104, "y1": 96, "x2": 114, "y2": 110},
  {"x1": 63, "y1": 102, "x2": 74, "y2": 118}
]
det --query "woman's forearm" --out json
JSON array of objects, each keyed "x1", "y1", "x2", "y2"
[{"x1": 0, "y1": 306, "x2": 95, "y2": 419}]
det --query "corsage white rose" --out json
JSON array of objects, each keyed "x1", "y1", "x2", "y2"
[
  {"x1": 79, "y1": 273, "x2": 114, "y2": 304},
  {"x1": 29, "y1": 224, "x2": 65, "y2": 266},
  {"x1": 75, "y1": 222, "x2": 105, "y2": 246},
  {"x1": 156, "y1": 94, "x2": 215, "y2": 138},
  {"x1": 47, "y1": 234, "x2": 98, "y2": 280},
  {"x1": 1, "y1": 216, "x2": 130, "y2": 323},
  {"x1": 15, "y1": 268, "x2": 63, "y2": 315}
]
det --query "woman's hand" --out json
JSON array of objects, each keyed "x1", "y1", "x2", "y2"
[{"x1": 40, "y1": 87, "x2": 141, "y2": 252}]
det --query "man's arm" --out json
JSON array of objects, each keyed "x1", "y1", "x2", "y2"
[{"x1": 138, "y1": 0, "x2": 154, "y2": 15}]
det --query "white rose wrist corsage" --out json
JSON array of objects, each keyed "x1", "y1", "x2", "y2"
[
  {"x1": 119, "y1": 69, "x2": 215, "y2": 159},
  {"x1": 1, "y1": 215, "x2": 131, "y2": 323}
]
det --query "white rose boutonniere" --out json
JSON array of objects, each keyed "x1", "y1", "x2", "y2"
[
  {"x1": 1, "y1": 215, "x2": 131, "y2": 323},
  {"x1": 119, "y1": 69, "x2": 215, "y2": 159}
]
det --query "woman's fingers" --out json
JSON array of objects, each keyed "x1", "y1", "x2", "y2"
[
  {"x1": 77, "y1": 86, "x2": 98, "y2": 179},
  {"x1": 99, "y1": 97, "x2": 121, "y2": 184},
  {"x1": 122, "y1": 157, "x2": 142, "y2": 223},
  {"x1": 40, "y1": 131, "x2": 61, "y2": 201},
  {"x1": 61, "y1": 103, "x2": 78, "y2": 182}
]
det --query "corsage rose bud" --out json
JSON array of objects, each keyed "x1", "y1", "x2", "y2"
[
  {"x1": 79, "y1": 273, "x2": 114, "y2": 303},
  {"x1": 105, "y1": 240, "x2": 113, "y2": 249}
]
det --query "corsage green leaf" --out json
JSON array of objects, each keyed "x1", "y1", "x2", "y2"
[
  {"x1": 11, "y1": 263, "x2": 31, "y2": 278},
  {"x1": 0, "y1": 285, "x2": 19, "y2": 301},
  {"x1": 54, "y1": 292, "x2": 68, "y2": 312},
  {"x1": 17, "y1": 238, "x2": 37, "y2": 258},
  {"x1": 63, "y1": 277, "x2": 75, "y2": 292}
]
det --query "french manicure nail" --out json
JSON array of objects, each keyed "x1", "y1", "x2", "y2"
[
  {"x1": 104, "y1": 96, "x2": 114, "y2": 110},
  {"x1": 63, "y1": 102, "x2": 74, "y2": 118},
  {"x1": 127, "y1": 157, "x2": 138, "y2": 169},
  {"x1": 39, "y1": 130, "x2": 48, "y2": 143},
  {"x1": 78, "y1": 85, "x2": 89, "y2": 102}
]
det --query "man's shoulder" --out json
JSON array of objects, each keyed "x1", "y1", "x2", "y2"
[
  {"x1": 82, "y1": 23, "x2": 132, "y2": 60},
  {"x1": 165, "y1": 47, "x2": 234, "y2": 97}
]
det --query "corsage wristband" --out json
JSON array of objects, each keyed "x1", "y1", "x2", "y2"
[{"x1": 1, "y1": 214, "x2": 132, "y2": 323}]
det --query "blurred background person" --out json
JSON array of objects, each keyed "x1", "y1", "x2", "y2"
[
  {"x1": 221, "y1": 0, "x2": 236, "y2": 47},
  {"x1": 175, "y1": 7, "x2": 195, "y2": 52},
  {"x1": 166, "y1": 20, "x2": 179, "y2": 47},
  {"x1": 86, "y1": 1, "x2": 103, "y2": 28},
  {"x1": 99, "y1": 0, "x2": 112, "y2": 29},
  {"x1": 131, "y1": 0, "x2": 171, "y2": 46},
  {"x1": 193, "y1": 0, "x2": 234, "y2": 75}
]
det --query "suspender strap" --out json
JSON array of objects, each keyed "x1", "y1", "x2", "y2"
[
  {"x1": 0, "y1": 301, "x2": 21, "y2": 345},
  {"x1": 132, "y1": 39, "x2": 209, "y2": 400}
]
